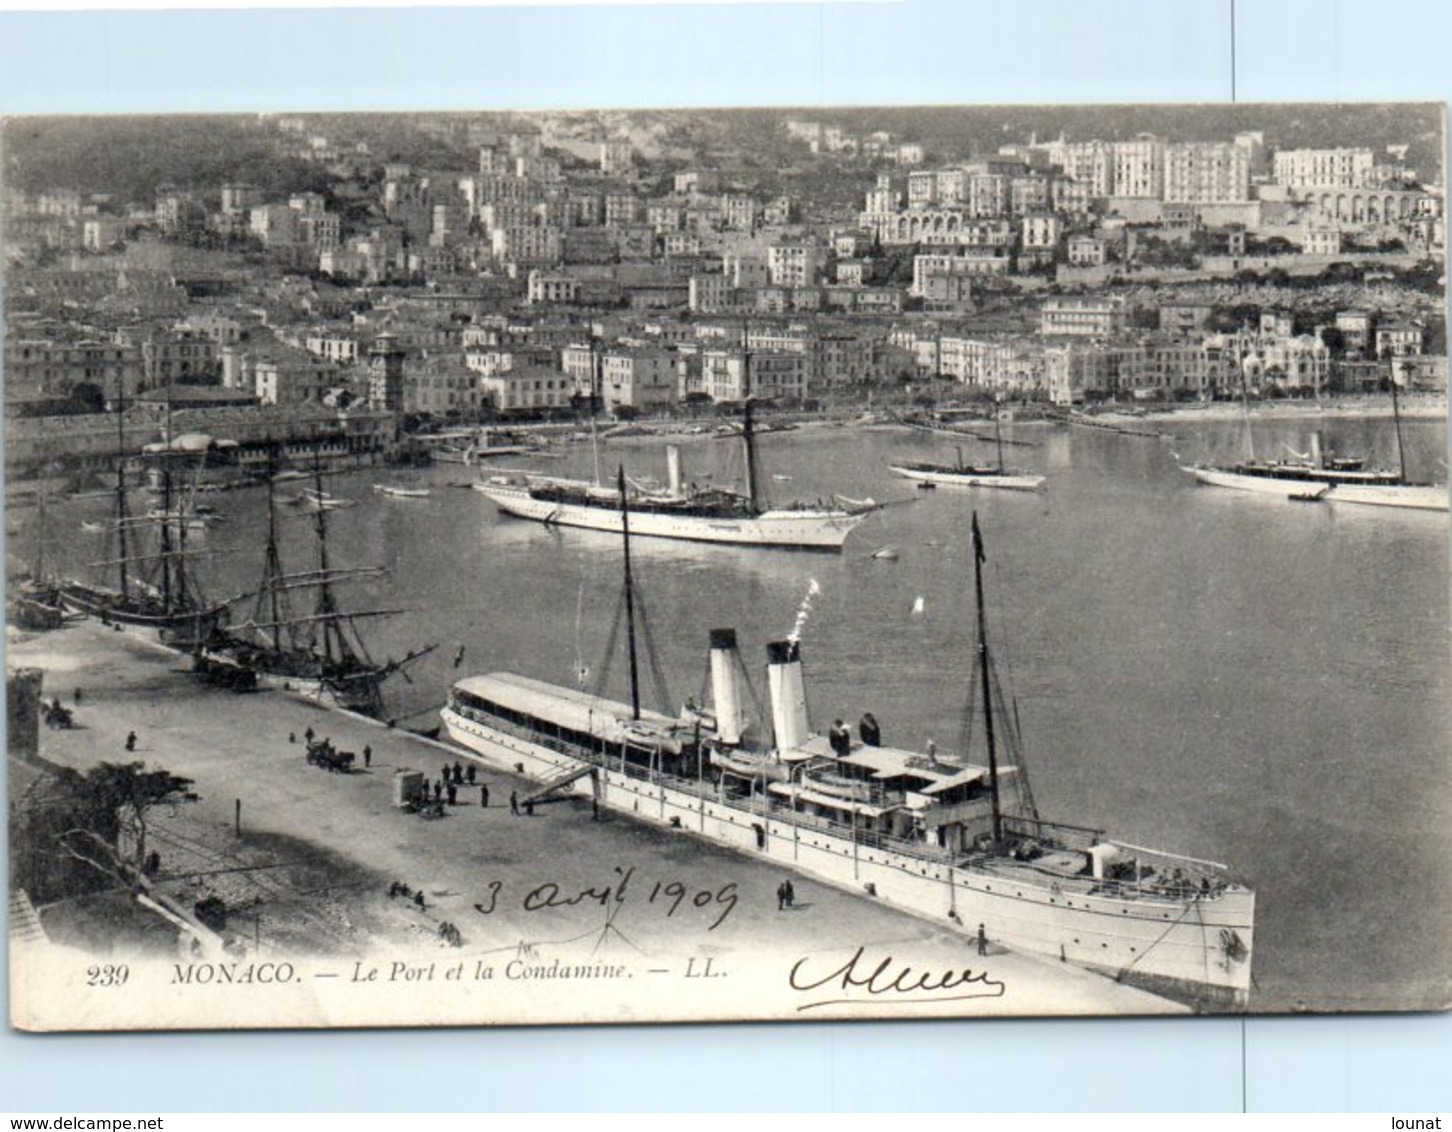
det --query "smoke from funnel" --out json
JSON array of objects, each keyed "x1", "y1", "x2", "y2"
[{"x1": 787, "y1": 578, "x2": 821, "y2": 644}]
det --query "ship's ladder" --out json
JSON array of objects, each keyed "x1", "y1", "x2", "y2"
[{"x1": 520, "y1": 764, "x2": 596, "y2": 806}]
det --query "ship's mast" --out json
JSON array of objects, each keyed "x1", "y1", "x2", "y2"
[
  {"x1": 993, "y1": 397, "x2": 1006, "y2": 474},
  {"x1": 114, "y1": 393, "x2": 131, "y2": 599},
  {"x1": 35, "y1": 487, "x2": 46, "y2": 582},
  {"x1": 971, "y1": 511, "x2": 1004, "y2": 846},
  {"x1": 1390, "y1": 369, "x2": 1408, "y2": 482},
  {"x1": 259, "y1": 448, "x2": 287, "y2": 651},
  {"x1": 617, "y1": 465, "x2": 642, "y2": 722},
  {"x1": 590, "y1": 333, "x2": 604, "y2": 487},
  {"x1": 310, "y1": 454, "x2": 343, "y2": 666},
  {"x1": 742, "y1": 399, "x2": 762, "y2": 515},
  {"x1": 159, "y1": 462, "x2": 175, "y2": 612}
]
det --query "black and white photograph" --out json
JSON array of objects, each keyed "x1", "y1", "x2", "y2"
[{"x1": 4, "y1": 102, "x2": 1448, "y2": 1031}]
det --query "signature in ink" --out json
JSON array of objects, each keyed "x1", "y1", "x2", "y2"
[{"x1": 788, "y1": 946, "x2": 1006, "y2": 1012}]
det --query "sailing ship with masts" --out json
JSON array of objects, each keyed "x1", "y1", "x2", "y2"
[
  {"x1": 475, "y1": 400, "x2": 872, "y2": 549},
  {"x1": 56, "y1": 401, "x2": 230, "y2": 645},
  {"x1": 199, "y1": 457, "x2": 436, "y2": 718},
  {"x1": 1180, "y1": 371, "x2": 1448, "y2": 511},
  {"x1": 6, "y1": 489, "x2": 66, "y2": 632},
  {"x1": 441, "y1": 483, "x2": 1255, "y2": 1010}
]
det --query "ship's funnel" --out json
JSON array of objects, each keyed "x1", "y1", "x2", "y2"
[
  {"x1": 766, "y1": 639, "x2": 810, "y2": 752},
  {"x1": 709, "y1": 628, "x2": 745, "y2": 746},
  {"x1": 666, "y1": 445, "x2": 683, "y2": 496},
  {"x1": 1310, "y1": 432, "x2": 1322, "y2": 467}
]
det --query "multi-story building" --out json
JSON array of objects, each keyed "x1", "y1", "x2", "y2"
[
  {"x1": 491, "y1": 225, "x2": 563, "y2": 266},
  {"x1": 82, "y1": 217, "x2": 124, "y2": 252},
  {"x1": 1039, "y1": 296, "x2": 1127, "y2": 337},
  {"x1": 723, "y1": 253, "x2": 770, "y2": 289},
  {"x1": 253, "y1": 349, "x2": 340, "y2": 407},
  {"x1": 1163, "y1": 141, "x2": 1252, "y2": 204},
  {"x1": 1375, "y1": 323, "x2": 1424, "y2": 358},
  {"x1": 1334, "y1": 310, "x2": 1373, "y2": 352},
  {"x1": 601, "y1": 347, "x2": 677, "y2": 413},
  {"x1": 1301, "y1": 225, "x2": 1343, "y2": 255},
  {"x1": 1020, "y1": 212, "x2": 1062, "y2": 250},
  {"x1": 300, "y1": 213, "x2": 341, "y2": 250},
  {"x1": 1042, "y1": 139, "x2": 1115, "y2": 198},
  {"x1": 366, "y1": 334, "x2": 406, "y2": 412},
  {"x1": 720, "y1": 194, "x2": 760, "y2": 230},
  {"x1": 1067, "y1": 235, "x2": 1108, "y2": 266},
  {"x1": 156, "y1": 192, "x2": 205, "y2": 235},
  {"x1": 405, "y1": 357, "x2": 484, "y2": 419},
  {"x1": 303, "y1": 331, "x2": 362, "y2": 366},
  {"x1": 604, "y1": 192, "x2": 642, "y2": 227},
  {"x1": 688, "y1": 274, "x2": 734, "y2": 313},
  {"x1": 249, "y1": 204, "x2": 300, "y2": 247},
  {"x1": 700, "y1": 349, "x2": 806, "y2": 403},
  {"x1": 3, "y1": 334, "x2": 144, "y2": 404},
  {"x1": 482, "y1": 365, "x2": 574, "y2": 414},
  {"x1": 1273, "y1": 148, "x2": 1375, "y2": 189},
  {"x1": 1112, "y1": 136, "x2": 1165, "y2": 199},
  {"x1": 966, "y1": 172, "x2": 1011, "y2": 218},
  {"x1": 766, "y1": 242, "x2": 820, "y2": 287},
  {"x1": 674, "y1": 170, "x2": 721, "y2": 195},
  {"x1": 599, "y1": 141, "x2": 633, "y2": 175},
  {"x1": 526, "y1": 272, "x2": 582, "y2": 305}
]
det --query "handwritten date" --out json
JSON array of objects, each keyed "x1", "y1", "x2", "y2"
[{"x1": 473, "y1": 866, "x2": 738, "y2": 931}]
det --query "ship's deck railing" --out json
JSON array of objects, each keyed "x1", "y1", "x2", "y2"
[
  {"x1": 459, "y1": 714, "x2": 1241, "y2": 881},
  {"x1": 963, "y1": 854, "x2": 1235, "y2": 903},
  {"x1": 761, "y1": 800, "x2": 955, "y2": 864}
]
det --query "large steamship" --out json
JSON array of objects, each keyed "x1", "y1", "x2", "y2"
[{"x1": 441, "y1": 499, "x2": 1254, "y2": 1010}]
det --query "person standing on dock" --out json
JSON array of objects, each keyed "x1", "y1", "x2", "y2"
[
  {"x1": 480, "y1": 784, "x2": 490, "y2": 809},
  {"x1": 977, "y1": 923, "x2": 988, "y2": 956},
  {"x1": 305, "y1": 726, "x2": 314, "y2": 744},
  {"x1": 125, "y1": 731, "x2": 137, "y2": 752},
  {"x1": 363, "y1": 745, "x2": 372, "y2": 769},
  {"x1": 509, "y1": 790, "x2": 519, "y2": 816}
]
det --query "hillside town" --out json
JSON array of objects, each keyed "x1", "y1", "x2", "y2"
[{"x1": 4, "y1": 107, "x2": 1446, "y2": 488}]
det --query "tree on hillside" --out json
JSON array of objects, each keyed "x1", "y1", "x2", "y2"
[{"x1": 49, "y1": 762, "x2": 195, "y2": 893}]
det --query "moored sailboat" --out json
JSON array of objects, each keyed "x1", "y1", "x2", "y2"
[
  {"x1": 200, "y1": 459, "x2": 435, "y2": 717},
  {"x1": 57, "y1": 410, "x2": 229, "y2": 646},
  {"x1": 1180, "y1": 377, "x2": 1447, "y2": 512},
  {"x1": 474, "y1": 401, "x2": 872, "y2": 550},
  {"x1": 889, "y1": 407, "x2": 1046, "y2": 491}
]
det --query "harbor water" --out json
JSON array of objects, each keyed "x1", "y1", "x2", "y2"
[{"x1": 27, "y1": 414, "x2": 1452, "y2": 1012}]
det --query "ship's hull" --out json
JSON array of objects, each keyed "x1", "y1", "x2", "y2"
[
  {"x1": 441, "y1": 705, "x2": 1254, "y2": 1011},
  {"x1": 474, "y1": 482, "x2": 866, "y2": 550},
  {"x1": 889, "y1": 464, "x2": 1047, "y2": 491},
  {"x1": 57, "y1": 582, "x2": 225, "y2": 645},
  {"x1": 1185, "y1": 465, "x2": 1449, "y2": 511},
  {"x1": 199, "y1": 640, "x2": 386, "y2": 716}
]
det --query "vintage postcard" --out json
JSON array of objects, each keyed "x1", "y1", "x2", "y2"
[{"x1": 5, "y1": 103, "x2": 1449, "y2": 1031}]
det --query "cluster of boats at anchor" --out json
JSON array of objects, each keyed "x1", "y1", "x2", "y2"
[{"x1": 11, "y1": 430, "x2": 438, "y2": 718}]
